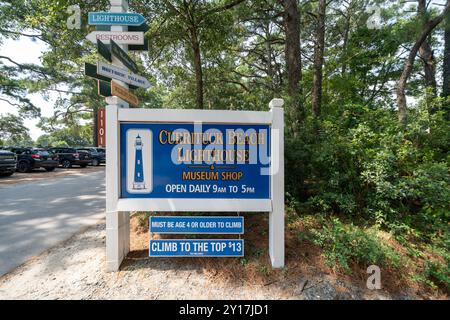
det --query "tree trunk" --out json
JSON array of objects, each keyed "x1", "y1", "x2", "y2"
[
  {"x1": 93, "y1": 106, "x2": 98, "y2": 147},
  {"x1": 189, "y1": 27, "x2": 204, "y2": 109},
  {"x1": 396, "y1": 1, "x2": 450, "y2": 125},
  {"x1": 312, "y1": 0, "x2": 326, "y2": 118},
  {"x1": 282, "y1": 0, "x2": 303, "y2": 126},
  {"x1": 418, "y1": 0, "x2": 437, "y2": 96},
  {"x1": 443, "y1": 11, "x2": 450, "y2": 98},
  {"x1": 444, "y1": 11, "x2": 450, "y2": 120},
  {"x1": 341, "y1": 3, "x2": 352, "y2": 75}
]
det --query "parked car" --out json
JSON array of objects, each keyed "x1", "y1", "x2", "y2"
[
  {"x1": 76, "y1": 147, "x2": 105, "y2": 166},
  {"x1": 48, "y1": 147, "x2": 92, "y2": 168},
  {"x1": 6, "y1": 147, "x2": 59, "y2": 173},
  {"x1": 0, "y1": 149, "x2": 17, "y2": 177}
]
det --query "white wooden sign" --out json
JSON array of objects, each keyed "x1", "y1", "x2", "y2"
[
  {"x1": 86, "y1": 31, "x2": 144, "y2": 45},
  {"x1": 97, "y1": 61, "x2": 151, "y2": 89}
]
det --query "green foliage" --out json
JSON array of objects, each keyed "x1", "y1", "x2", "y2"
[
  {"x1": 36, "y1": 124, "x2": 92, "y2": 147},
  {"x1": 287, "y1": 100, "x2": 450, "y2": 230},
  {"x1": 307, "y1": 217, "x2": 402, "y2": 273},
  {"x1": 135, "y1": 212, "x2": 151, "y2": 230},
  {"x1": 0, "y1": 113, "x2": 33, "y2": 146}
]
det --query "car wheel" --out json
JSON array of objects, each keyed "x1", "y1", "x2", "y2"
[
  {"x1": 17, "y1": 161, "x2": 31, "y2": 173},
  {"x1": 92, "y1": 159, "x2": 99, "y2": 166},
  {"x1": 62, "y1": 160, "x2": 72, "y2": 168},
  {"x1": 45, "y1": 167, "x2": 56, "y2": 172}
]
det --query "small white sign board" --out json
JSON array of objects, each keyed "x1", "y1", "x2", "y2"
[
  {"x1": 97, "y1": 61, "x2": 151, "y2": 89},
  {"x1": 86, "y1": 31, "x2": 144, "y2": 45}
]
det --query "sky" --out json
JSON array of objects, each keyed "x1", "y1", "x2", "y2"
[{"x1": 0, "y1": 37, "x2": 59, "y2": 140}]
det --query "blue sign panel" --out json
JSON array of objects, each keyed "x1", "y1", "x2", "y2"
[
  {"x1": 149, "y1": 239, "x2": 244, "y2": 257},
  {"x1": 88, "y1": 12, "x2": 145, "y2": 26},
  {"x1": 150, "y1": 216, "x2": 244, "y2": 234},
  {"x1": 120, "y1": 123, "x2": 271, "y2": 199}
]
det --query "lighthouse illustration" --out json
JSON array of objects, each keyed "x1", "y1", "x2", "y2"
[{"x1": 132, "y1": 134, "x2": 146, "y2": 190}]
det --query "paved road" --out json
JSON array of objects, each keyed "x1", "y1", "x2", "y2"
[{"x1": 0, "y1": 170, "x2": 105, "y2": 276}]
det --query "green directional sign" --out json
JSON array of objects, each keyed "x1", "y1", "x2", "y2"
[
  {"x1": 129, "y1": 23, "x2": 150, "y2": 33},
  {"x1": 85, "y1": 62, "x2": 111, "y2": 82},
  {"x1": 111, "y1": 40, "x2": 138, "y2": 73},
  {"x1": 97, "y1": 39, "x2": 112, "y2": 62},
  {"x1": 129, "y1": 38, "x2": 149, "y2": 52},
  {"x1": 98, "y1": 80, "x2": 111, "y2": 97}
]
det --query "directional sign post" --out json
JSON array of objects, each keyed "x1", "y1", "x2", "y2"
[
  {"x1": 95, "y1": 24, "x2": 149, "y2": 51},
  {"x1": 97, "y1": 61, "x2": 151, "y2": 89},
  {"x1": 89, "y1": 12, "x2": 145, "y2": 26},
  {"x1": 86, "y1": 31, "x2": 144, "y2": 45},
  {"x1": 111, "y1": 81, "x2": 139, "y2": 107},
  {"x1": 111, "y1": 40, "x2": 138, "y2": 73},
  {"x1": 85, "y1": 62, "x2": 111, "y2": 82},
  {"x1": 98, "y1": 80, "x2": 112, "y2": 97},
  {"x1": 97, "y1": 39, "x2": 112, "y2": 62}
]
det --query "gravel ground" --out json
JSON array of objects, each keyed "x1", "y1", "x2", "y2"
[{"x1": 0, "y1": 220, "x2": 417, "y2": 300}]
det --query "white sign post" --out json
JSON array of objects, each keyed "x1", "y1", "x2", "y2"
[
  {"x1": 106, "y1": 0, "x2": 131, "y2": 272},
  {"x1": 105, "y1": 100, "x2": 285, "y2": 271}
]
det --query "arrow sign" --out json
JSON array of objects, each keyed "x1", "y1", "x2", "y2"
[
  {"x1": 86, "y1": 31, "x2": 144, "y2": 45},
  {"x1": 98, "y1": 80, "x2": 111, "y2": 97},
  {"x1": 97, "y1": 39, "x2": 111, "y2": 62},
  {"x1": 97, "y1": 61, "x2": 151, "y2": 89},
  {"x1": 88, "y1": 12, "x2": 145, "y2": 26},
  {"x1": 95, "y1": 24, "x2": 149, "y2": 51},
  {"x1": 111, "y1": 81, "x2": 139, "y2": 107},
  {"x1": 85, "y1": 62, "x2": 111, "y2": 82},
  {"x1": 111, "y1": 40, "x2": 138, "y2": 73}
]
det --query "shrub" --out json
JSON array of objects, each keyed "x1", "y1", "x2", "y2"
[{"x1": 307, "y1": 217, "x2": 402, "y2": 273}]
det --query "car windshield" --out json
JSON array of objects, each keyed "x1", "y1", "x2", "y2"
[{"x1": 35, "y1": 150, "x2": 50, "y2": 156}]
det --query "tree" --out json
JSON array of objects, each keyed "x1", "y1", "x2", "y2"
[
  {"x1": 312, "y1": 0, "x2": 326, "y2": 117},
  {"x1": 0, "y1": 113, "x2": 33, "y2": 146},
  {"x1": 418, "y1": 0, "x2": 437, "y2": 96},
  {"x1": 135, "y1": 0, "x2": 246, "y2": 109},
  {"x1": 396, "y1": 1, "x2": 450, "y2": 125},
  {"x1": 280, "y1": 0, "x2": 303, "y2": 130}
]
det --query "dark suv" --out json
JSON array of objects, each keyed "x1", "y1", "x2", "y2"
[
  {"x1": 49, "y1": 147, "x2": 91, "y2": 168},
  {"x1": 76, "y1": 147, "x2": 105, "y2": 166},
  {"x1": 7, "y1": 147, "x2": 59, "y2": 173},
  {"x1": 0, "y1": 149, "x2": 17, "y2": 176}
]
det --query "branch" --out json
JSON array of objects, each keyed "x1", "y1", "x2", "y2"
[
  {"x1": 0, "y1": 97, "x2": 22, "y2": 107},
  {"x1": 0, "y1": 55, "x2": 49, "y2": 79}
]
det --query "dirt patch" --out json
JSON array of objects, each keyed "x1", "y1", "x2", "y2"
[{"x1": 0, "y1": 165, "x2": 105, "y2": 185}]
